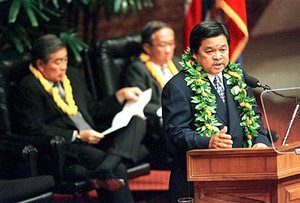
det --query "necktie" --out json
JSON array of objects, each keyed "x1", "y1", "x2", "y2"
[
  {"x1": 53, "y1": 82, "x2": 59, "y2": 88},
  {"x1": 53, "y1": 83, "x2": 92, "y2": 130},
  {"x1": 213, "y1": 76, "x2": 225, "y2": 103},
  {"x1": 53, "y1": 82, "x2": 65, "y2": 100},
  {"x1": 70, "y1": 112, "x2": 92, "y2": 130}
]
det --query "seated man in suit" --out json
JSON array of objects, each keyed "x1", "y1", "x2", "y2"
[
  {"x1": 162, "y1": 20, "x2": 271, "y2": 202},
  {"x1": 125, "y1": 20, "x2": 180, "y2": 169},
  {"x1": 14, "y1": 34, "x2": 146, "y2": 203}
]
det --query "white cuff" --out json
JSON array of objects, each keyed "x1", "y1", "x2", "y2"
[
  {"x1": 156, "y1": 107, "x2": 162, "y2": 117},
  {"x1": 72, "y1": 130, "x2": 80, "y2": 142}
]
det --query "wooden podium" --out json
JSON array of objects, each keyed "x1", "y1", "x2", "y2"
[{"x1": 187, "y1": 142, "x2": 300, "y2": 203}]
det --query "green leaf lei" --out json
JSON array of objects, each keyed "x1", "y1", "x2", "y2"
[{"x1": 180, "y1": 48, "x2": 260, "y2": 147}]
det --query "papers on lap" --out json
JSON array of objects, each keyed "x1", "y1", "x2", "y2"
[{"x1": 101, "y1": 89, "x2": 152, "y2": 136}]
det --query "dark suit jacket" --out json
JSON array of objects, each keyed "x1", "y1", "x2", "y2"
[
  {"x1": 125, "y1": 57, "x2": 181, "y2": 117},
  {"x1": 14, "y1": 68, "x2": 122, "y2": 144},
  {"x1": 162, "y1": 70, "x2": 270, "y2": 202}
]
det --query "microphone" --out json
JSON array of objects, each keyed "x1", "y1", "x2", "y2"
[
  {"x1": 245, "y1": 75, "x2": 300, "y2": 151},
  {"x1": 246, "y1": 74, "x2": 297, "y2": 101},
  {"x1": 245, "y1": 74, "x2": 271, "y2": 90}
]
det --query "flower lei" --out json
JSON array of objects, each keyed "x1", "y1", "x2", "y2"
[
  {"x1": 140, "y1": 53, "x2": 179, "y2": 88},
  {"x1": 29, "y1": 64, "x2": 78, "y2": 116},
  {"x1": 180, "y1": 48, "x2": 260, "y2": 147}
]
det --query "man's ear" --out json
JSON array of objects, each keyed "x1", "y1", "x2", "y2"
[
  {"x1": 36, "y1": 59, "x2": 45, "y2": 72},
  {"x1": 192, "y1": 53, "x2": 198, "y2": 60},
  {"x1": 143, "y1": 43, "x2": 152, "y2": 55}
]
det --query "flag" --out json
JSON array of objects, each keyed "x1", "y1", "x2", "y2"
[
  {"x1": 183, "y1": 0, "x2": 248, "y2": 62},
  {"x1": 183, "y1": 0, "x2": 203, "y2": 50},
  {"x1": 215, "y1": 0, "x2": 249, "y2": 62}
]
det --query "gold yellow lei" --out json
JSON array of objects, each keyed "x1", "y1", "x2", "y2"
[
  {"x1": 140, "y1": 53, "x2": 178, "y2": 88},
  {"x1": 181, "y1": 48, "x2": 260, "y2": 147},
  {"x1": 29, "y1": 64, "x2": 78, "y2": 116}
]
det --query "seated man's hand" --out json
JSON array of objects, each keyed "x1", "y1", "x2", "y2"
[
  {"x1": 209, "y1": 126, "x2": 233, "y2": 149},
  {"x1": 79, "y1": 129, "x2": 104, "y2": 144},
  {"x1": 116, "y1": 87, "x2": 142, "y2": 103}
]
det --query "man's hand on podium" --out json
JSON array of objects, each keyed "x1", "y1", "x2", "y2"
[
  {"x1": 209, "y1": 126, "x2": 233, "y2": 149},
  {"x1": 252, "y1": 143, "x2": 268, "y2": 148}
]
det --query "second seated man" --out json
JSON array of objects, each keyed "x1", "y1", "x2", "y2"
[{"x1": 125, "y1": 20, "x2": 181, "y2": 169}]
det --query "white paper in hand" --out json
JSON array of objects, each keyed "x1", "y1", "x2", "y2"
[{"x1": 101, "y1": 88, "x2": 152, "y2": 136}]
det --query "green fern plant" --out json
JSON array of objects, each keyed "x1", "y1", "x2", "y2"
[{"x1": 0, "y1": 0, "x2": 153, "y2": 62}]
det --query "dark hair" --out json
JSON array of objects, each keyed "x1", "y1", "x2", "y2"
[
  {"x1": 189, "y1": 20, "x2": 230, "y2": 54},
  {"x1": 141, "y1": 20, "x2": 173, "y2": 45},
  {"x1": 31, "y1": 34, "x2": 66, "y2": 67}
]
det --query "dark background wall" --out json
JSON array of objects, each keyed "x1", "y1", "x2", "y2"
[
  {"x1": 243, "y1": 0, "x2": 300, "y2": 90},
  {"x1": 90, "y1": 0, "x2": 186, "y2": 56}
]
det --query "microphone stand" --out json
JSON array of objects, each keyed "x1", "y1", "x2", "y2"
[
  {"x1": 260, "y1": 85, "x2": 300, "y2": 154},
  {"x1": 247, "y1": 75, "x2": 300, "y2": 148},
  {"x1": 281, "y1": 103, "x2": 300, "y2": 146}
]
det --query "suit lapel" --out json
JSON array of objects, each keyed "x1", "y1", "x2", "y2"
[
  {"x1": 43, "y1": 77, "x2": 93, "y2": 129},
  {"x1": 70, "y1": 78, "x2": 95, "y2": 127},
  {"x1": 211, "y1": 76, "x2": 241, "y2": 139},
  {"x1": 224, "y1": 81, "x2": 241, "y2": 138},
  {"x1": 42, "y1": 89, "x2": 77, "y2": 129}
]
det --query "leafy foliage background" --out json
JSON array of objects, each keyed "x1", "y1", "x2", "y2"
[{"x1": 0, "y1": 0, "x2": 153, "y2": 62}]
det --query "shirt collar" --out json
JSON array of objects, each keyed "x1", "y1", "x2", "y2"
[{"x1": 207, "y1": 72, "x2": 223, "y2": 84}]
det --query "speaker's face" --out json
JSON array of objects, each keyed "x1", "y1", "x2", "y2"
[{"x1": 193, "y1": 34, "x2": 229, "y2": 75}]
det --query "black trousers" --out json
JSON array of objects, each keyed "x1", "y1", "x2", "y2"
[
  {"x1": 169, "y1": 167, "x2": 194, "y2": 203},
  {"x1": 63, "y1": 116, "x2": 146, "y2": 203},
  {"x1": 65, "y1": 143, "x2": 135, "y2": 203},
  {"x1": 98, "y1": 115, "x2": 146, "y2": 163}
]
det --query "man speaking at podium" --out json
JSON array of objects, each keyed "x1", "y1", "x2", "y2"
[{"x1": 161, "y1": 20, "x2": 271, "y2": 202}]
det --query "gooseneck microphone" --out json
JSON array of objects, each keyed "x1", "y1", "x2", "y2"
[
  {"x1": 245, "y1": 74, "x2": 300, "y2": 150},
  {"x1": 245, "y1": 74, "x2": 271, "y2": 90},
  {"x1": 245, "y1": 74, "x2": 292, "y2": 99}
]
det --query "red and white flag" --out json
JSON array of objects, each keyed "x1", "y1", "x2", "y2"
[
  {"x1": 215, "y1": 0, "x2": 249, "y2": 62},
  {"x1": 183, "y1": 0, "x2": 249, "y2": 62},
  {"x1": 184, "y1": 0, "x2": 203, "y2": 50}
]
